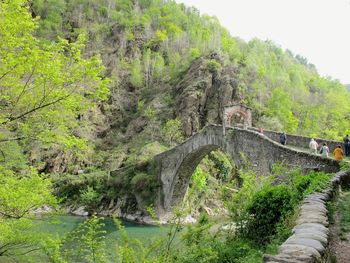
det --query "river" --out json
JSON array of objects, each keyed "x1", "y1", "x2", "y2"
[{"x1": 31, "y1": 215, "x2": 168, "y2": 262}]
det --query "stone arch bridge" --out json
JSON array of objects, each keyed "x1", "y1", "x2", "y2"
[{"x1": 154, "y1": 125, "x2": 339, "y2": 213}]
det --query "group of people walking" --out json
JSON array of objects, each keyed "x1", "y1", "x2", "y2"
[
  {"x1": 308, "y1": 139, "x2": 331, "y2": 158},
  {"x1": 278, "y1": 131, "x2": 348, "y2": 161},
  {"x1": 308, "y1": 136, "x2": 350, "y2": 161}
]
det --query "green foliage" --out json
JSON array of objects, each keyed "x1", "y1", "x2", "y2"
[
  {"x1": 190, "y1": 167, "x2": 208, "y2": 193},
  {"x1": 2, "y1": 0, "x2": 348, "y2": 260},
  {"x1": 0, "y1": 165, "x2": 57, "y2": 258},
  {"x1": 0, "y1": 138, "x2": 27, "y2": 171},
  {"x1": 130, "y1": 58, "x2": 144, "y2": 88},
  {"x1": 51, "y1": 170, "x2": 108, "y2": 203},
  {"x1": 138, "y1": 141, "x2": 168, "y2": 161},
  {"x1": 175, "y1": 215, "x2": 218, "y2": 263},
  {"x1": 208, "y1": 151, "x2": 234, "y2": 182},
  {"x1": 29, "y1": 0, "x2": 350, "y2": 149},
  {"x1": 43, "y1": 216, "x2": 107, "y2": 263},
  {"x1": 0, "y1": 166, "x2": 57, "y2": 219},
  {"x1": 244, "y1": 184, "x2": 296, "y2": 244},
  {"x1": 80, "y1": 186, "x2": 100, "y2": 212},
  {"x1": 227, "y1": 163, "x2": 333, "y2": 246},
  {"x1": 266, "y1": 89, "x2": 298, "y2": 133},
  {"x1": 338, "y1": 192, "x2": 350, "y2": 240},
  {"x1": 206, "y1": 59, "x2": 222, "y2": 75},
  {"x1": 130, "y1": 171, "x2": 160, "y2": 205},
  {"x1": 225, "y1": 168, "x2": 263, "y2": 228},
  {"x1": 211, "y1": 240, "x2": 263, "y2": 263},
  {"x1": 327, "y1": 201, "x2": 336, "y2": 225},
  {"x1": 289, "y1": 170, "x2": 333, "y2": 197},
  {"x1": 32, "y1": 0, "x2": 66, "y2": 36},
  {"x1": 51, "y1": 159, "x2": 161, "y2": 210},
  {"x1": 0, "y1": 0, "x2": 109, "y2": 174},
  {"x1": 184, "y1": 150, "x2": 235, "y2": 215},
  {"x1": 256, "y1": 116, "x2": 283, "y2": 132},
  {"x1": 161, "y1": 118, "x2": 184, "y2": 146},
  {"x1": 70, "y1": 216, "x2": 107, "y2": 263}
]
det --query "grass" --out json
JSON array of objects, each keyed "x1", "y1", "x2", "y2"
[{"x1": 339, "y1": 191, "x2": 350, "y2": 240}]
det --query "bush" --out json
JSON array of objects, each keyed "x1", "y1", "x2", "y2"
[
  {"x1": 206, "y1": 59, "x2": 222, "y2": 75},
  {"x1": 208, "y1": 151, "x2": 234, "y2": 182},
  {"x1": 244, "y1": 184, "x2": 296, "y2": 245},
  {"x1": 211, "y1": 239, "x2": 262, "y2": 263},
  {"x1": 290, "y1": 171, "x2": 332, "y2": 197},
  {"x1": 80, "y1": 186, "x2": 100, "y2": 212},
  {"x1": 161, "y1": 118, "x2": 184, "y2": 146},
  {"x1": 131, "y1": 172, "x2": 159, "y2": 202}
]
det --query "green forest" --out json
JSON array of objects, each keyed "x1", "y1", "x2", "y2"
[{"x1": 1, "y1": 0, "x2": 350, "y2": 262}]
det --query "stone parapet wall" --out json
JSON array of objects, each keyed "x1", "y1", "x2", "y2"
[
  {"x1": 263, "y1": 170, "x2": 350, "y2": 263},
  {"x1": 248, "y1": 127, "x2": 343, "y2": 153}
]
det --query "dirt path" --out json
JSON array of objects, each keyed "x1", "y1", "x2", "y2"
[{"x1": 328, "y1": 193, "x2": 350, "y2": 263}]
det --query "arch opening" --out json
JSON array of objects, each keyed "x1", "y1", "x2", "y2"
[
  {"x1": 228, "y1": 110, "x2": 248, "y2": 127},
  {"x1": 169, "y1": 147, "x2": 237, "y2": 215},
  {"x1": 223, "y1": 104, "x2": 252, "y2": 129}
]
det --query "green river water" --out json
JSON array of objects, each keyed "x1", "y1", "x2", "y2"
[
  {"x1": 35, "y1": 215, "x2": 165, "y2": 240},
  {"x1": 28, "y1": 215, "x2": 168, "y2": 262}
]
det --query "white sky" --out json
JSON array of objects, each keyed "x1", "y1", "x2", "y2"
[{"x1": 176, "y1": 0, "x2": 350, "y2": 84}]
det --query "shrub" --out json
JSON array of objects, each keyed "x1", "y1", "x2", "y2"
[
  {"x1": 290, "y1": 171, "x2": 332, "y2": 197},
  {"x1": 208, "y1": 151, "x2": 234, "y2": 182},
  {"x1": 244, "y1": 184, "x2": 296, "y2": 245},
  {"x1": 99, "y1": 6, "x2": 108, "y2": 17},
  {"x1": 161, "y1": 118, "x2": 184, "y2": 146},
  {"x1": 137, "y1": 142, "x2": 168, "y2": 163},
  {"x1": 80, "y1": 186, "x2": 100, "y2": 212},
  {"x1": 206, "y1": 59, "x2": 222, "y2": 75}
]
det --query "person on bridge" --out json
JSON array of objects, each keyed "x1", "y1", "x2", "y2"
[
  {"x1": 333, "y1": 145, "x2": 344, "y2": 161},
  {"x1": 279, "y1": 132, "x2": 287, "y2": 145},
  {"x1": 343, "y1": 134, "x2": 350, "y2": 156},
  {"x1": 320, "y1": 143, "x2": 329, "y2": 158},
  {"x1": 309, "y1": 138, "x2": 318, "y2": 154}
]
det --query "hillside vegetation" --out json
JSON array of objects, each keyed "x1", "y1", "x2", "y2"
[
  {"x1": 28, "y1": 0, "x2": 350, "y2": 174},
  {"x1": 2, "y1": 0, "x2": 350, "y2": 223},
  {"x1": 1, "y1": 0, "x2": 348, "y2": 262},
  {"x1": 27, "y1": 0, "x2": 350, "y2": 213}
]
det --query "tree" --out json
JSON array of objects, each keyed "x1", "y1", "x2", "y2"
[
  {"x1": 0, "y1": 0, "x2": 109, "y2": 162},
  {"x1": 130, "y1": 58, "x2": 143, "y2": 88},
  {"x1": 266, "y1": 89, "x2": 298, "y2": 133},
  {"x1": 0, "y1": 166, "x2": 57, "y2": 258},
  {"x1": 161, "y1": 118, "x2": 183, "y2": 146},
  {"x1": 0, "y1": 0, "x2": 108, "y2": 259}
]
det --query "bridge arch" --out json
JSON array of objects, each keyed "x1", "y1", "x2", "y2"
[
  {"x1": 168, "y1": 144, "x2": 222, "y2": 208},
  {"x1": 155, "y1": 125, "x2": 339, "y2": 214}
]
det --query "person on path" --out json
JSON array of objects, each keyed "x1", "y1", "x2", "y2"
[
  {"x1": 333, "y1": 145, "x2": 344, "y2": 161},
  {"x1": 279, "y1": 132, "x2": 287, "y2": 145},
  {"x1": 309, "y1": 138, "x2": 318, "y2": 154},
  {"x1": 320, "y1": 143, "x2": 329, "y2": 158},
  {"x1": 343, "y1": 134, "x2": 350, "y2": 156}
]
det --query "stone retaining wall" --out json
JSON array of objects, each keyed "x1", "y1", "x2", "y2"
[{"x1": 263, "y1": 170, "x2": 350, "y2": 263}]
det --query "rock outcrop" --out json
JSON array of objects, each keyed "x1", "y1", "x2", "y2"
[{"x1": 175, "y1": 53, "x2": 239, "y2": 136}]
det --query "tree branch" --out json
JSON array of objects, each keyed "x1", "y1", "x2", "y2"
[
  {"x1": 0, "y1": 137, "x2": 26, "y2": 143},
  {"x1": 0, "y1": 64, "x2": 19, "y2": 82},
  {"x1": 1, "y1": 93, "x2": 71, "y2": 125}
]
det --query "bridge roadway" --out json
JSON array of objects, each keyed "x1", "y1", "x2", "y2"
[{"x1": 154, "y1": 125, "x2": 341, "y2": 214}]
